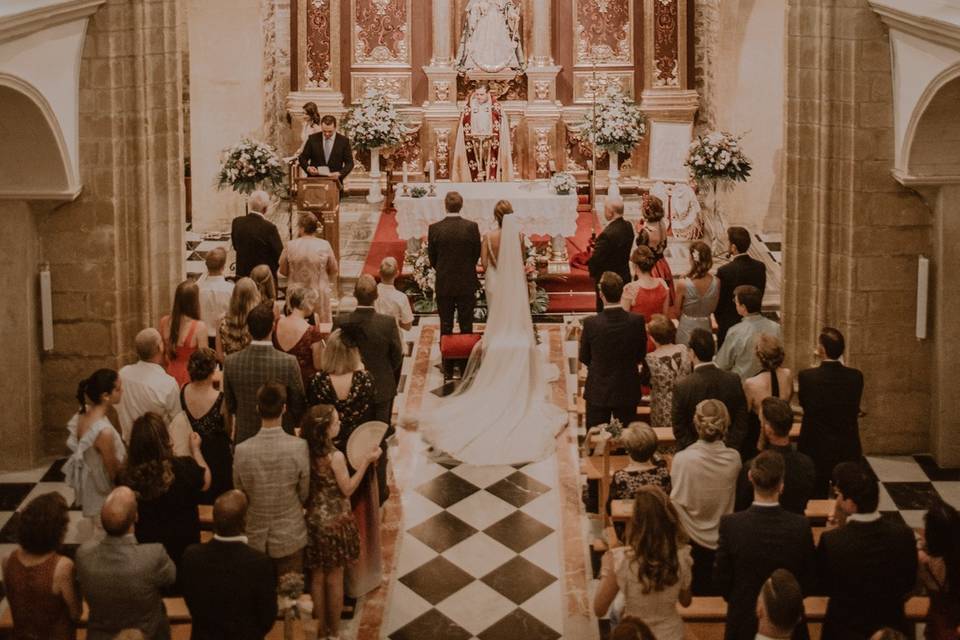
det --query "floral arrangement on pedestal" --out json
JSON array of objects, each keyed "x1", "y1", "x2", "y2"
[
  {"x1": 582, "y1": 87, "x2": 645, "y2": 197},
  {"x1": 685, "y1": 131, "x2": 752, "y2": 254},
  {"x1": 277, "y1": 572, "x2": 309, "y2": 640},
  {"x1": 342, "y1": 91, "x2": 406, "y2": 151},
  {"x1": 216, "y1": 138, "x2": 286, "y2": 195},
  {"x1": 550, "y1": 172, "x2": 578, "y2": 195}
]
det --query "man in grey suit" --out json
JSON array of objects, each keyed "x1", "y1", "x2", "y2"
[
  {"x1": 335, "y1": 274, "x2": 403, "y2": 501},
  {"x1": 224, "y1": 303, "x2": 306, "y2": 443},
  {"x1": 233, "y1": 383, "x2": 310, "y2": 578},
  {"x1": 75, "y1": 487, "x2": 176, "y2": 640}
]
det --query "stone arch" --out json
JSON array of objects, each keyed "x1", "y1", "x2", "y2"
[
  {"x1": 902, "y1": 64, "x2": 960, "y2": 181},
  {"x1": 0, "y1": 73, "x2": 74, "y2": 199}
]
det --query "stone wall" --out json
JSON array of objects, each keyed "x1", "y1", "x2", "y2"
[{"x1": 783, "y1": 0, "x2": 933, "y2": 455}]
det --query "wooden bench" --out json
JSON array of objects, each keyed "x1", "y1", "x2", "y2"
[
  {"x1": 676, "y1": 595, "x2": 929, "y2": 622},
  {"x1": 0, "y1": 597, "x2": 193, "y2": 632},
  {"x1": 611, "y1": 498, "x2": 834, "y2": 524}
]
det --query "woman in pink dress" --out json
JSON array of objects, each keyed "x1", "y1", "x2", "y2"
[
  {"x1": 622, "y1": 245, "x2": 670, "y2": 353},
  {"x1": 279, "y1": 212, "x2": 339, "y2": 323},
  {"x1": 160, "y1": 280, "x2": 207, "y2": 388}
]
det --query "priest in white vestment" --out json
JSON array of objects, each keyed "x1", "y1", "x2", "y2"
[{"x1": 451, "y1": 85, "x2": 513, "y2": 182}]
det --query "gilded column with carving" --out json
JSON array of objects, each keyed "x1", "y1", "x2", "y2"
[
  {"x1": 422, "y1": 0, "x2": 460, "y2": 181},
  {"x1": 288, "y1": 0, "x2": 345, "y2": 118}
]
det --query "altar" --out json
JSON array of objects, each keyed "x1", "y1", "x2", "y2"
[{"x1": 393, "y1": 181, "x2": 578, "y2": 240}]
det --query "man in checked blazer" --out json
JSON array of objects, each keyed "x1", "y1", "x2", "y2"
[
  {"x1": 224, "y1": 303, "x2": 306, "y2": 443},
  {"x1": 233, "y1": 383, "x2": 310, "y2": 578}
]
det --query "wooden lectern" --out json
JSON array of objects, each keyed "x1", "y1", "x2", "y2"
[{"x1": 294, "y1": 175, "x2": 341, "y2": 260}]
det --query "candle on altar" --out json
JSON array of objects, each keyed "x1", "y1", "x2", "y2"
[
  {"x1": 402, "y1": 162, "x2": 408, "y2": 185},
  {"x1": 427, "y1": 160, "x2": 435, "y2": 184}
]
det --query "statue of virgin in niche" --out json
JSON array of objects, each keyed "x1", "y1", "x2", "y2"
[{"x1": 456, "y1": 0, "x2": 525, "y2": 74}]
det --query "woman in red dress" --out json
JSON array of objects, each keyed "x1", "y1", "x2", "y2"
[
  {"x1": 160, "y1": 280, "x2": 207, "y2": 388},
  {"x1": 635, "y1": 195, "x2": 675, "y2": 308},
  {"x1": 621, "y1": 245, "x2": 670, "y2": 353}
]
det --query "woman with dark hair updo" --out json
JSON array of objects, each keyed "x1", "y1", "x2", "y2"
[
  {"x1": 636, "y1": 194, "x2": 676, "y2": 306},
  {"x1": 297, "y1": 101, "x2": 324, "y2": 154},
  {"x1": 595, "y1": 485, "x2": 693, "y2": 638},
  {"x1": 742, "y1": 334, "x2": 793, "y2": 458},
  {"x1": 177, "y1": 347, "x2": 233, "y2": 503},
  {"x1": 674, "y1": 240, "x2": 719, "y2": 346},
  {"x1": 622, "y1": 245, "x2": 670, "y2": 351},
  {"x1": 159, "y1": 280, "x2": 208, "y2": 388},
  {"x1": 64, "y1": 369, "x2": 126, "y2": 528},
  {"x1": 644, "y1": 314, "x2": 692, "y2": 429},
  {"x1": 1, "y1": 492, "x2": 81, "y2": 639},
  {"x1": 122, "y1": 412, "x2": 210, "y2": 571},
  {"x1": 274, "y1": 287, "x2": 326, "y2": 388},
  {"x1": 280, "y1": 211, "x2": 339, "y2": 323},
  {"x1": 481, "y1": 200, "x2": 519, "y2": 274},
  {"x1": 918, "y1": 498, "x2": 960, "y2": 638}
]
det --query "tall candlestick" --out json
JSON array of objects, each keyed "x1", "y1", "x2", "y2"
[
  {"x1": 402, "y1": 162, "x2": 409, "y2": 185},
  {"x1": 428, "y1": 160, "x2": 435, "y2": 184}
]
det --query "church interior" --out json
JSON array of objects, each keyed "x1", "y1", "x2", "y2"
[{"x1": 1, "y1": 0, "x2": 960, "y2": 639}]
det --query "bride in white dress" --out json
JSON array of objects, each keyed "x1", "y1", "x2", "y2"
[{"x1": 421, "y1": 202, "x2": 568, "y2": 465}]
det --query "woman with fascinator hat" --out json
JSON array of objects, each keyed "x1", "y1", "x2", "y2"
[{"x1": 674, "y1": 241, "x2": 719, "y2": 347}]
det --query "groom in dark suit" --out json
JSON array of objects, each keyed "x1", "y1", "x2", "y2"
[
  {"x1": 587, "y1": 198, "x2": 634, "y2": 313},
  {"x1": 716, "y1": 226, "x2": 767, "y2": 347},
  {"x1": 298, "y1": 115, "x2": 355, "y2": 188},
  {"x1": 428, "y1": 191, "x2": 482, "y2": 335}
]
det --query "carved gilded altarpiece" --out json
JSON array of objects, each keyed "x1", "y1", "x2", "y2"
[
  {"x1": 653, "y1": 0, "x2": 680, "y2": 87},
  {"x1": 574, "y1": 0, "x2": 634, "y2": 67},
  {"x1": 352, "y1": 0, "x2": 411, "y2": 67},
  {"x1": 305, "y1": 0, "x2": 333, "y2": 88}
]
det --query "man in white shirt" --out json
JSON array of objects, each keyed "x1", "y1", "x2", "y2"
[
  {"x1": 116, "y1": 328, "x2": 180, "y2": 441},
  {"x1": 374, "y1": 257, "x2": 413, "y2": 331},
  {"x1": 754, "y1": 569, "x2": 804, "y2": 640},
  {"x1": 715, "y1": 285, "x2": 781, "y2": 380},
  {"x1": 198, "y1": 247, "x2": 234, "y2": 348}
]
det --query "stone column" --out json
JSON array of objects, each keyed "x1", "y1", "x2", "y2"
[
  {"x1": 930, "y1": 186, "x2": 960, "y2": 466},
  {"x1": 530, "y1": 0, "x2": 553, "y2": 66},
  {"x1": 431, "y1": 0, "x2": 455, "y2": 65},
  {"x1": 422, "y1": 0, "x2": 460, "y2": 180}
]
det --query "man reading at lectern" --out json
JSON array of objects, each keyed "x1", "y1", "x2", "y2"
[{"x1": 298, "y1": 115, "x2": 354, "y2": 189}]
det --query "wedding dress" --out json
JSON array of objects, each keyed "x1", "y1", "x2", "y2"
[{"x1": 421, "y1": 215, "x2": 568, "y2": 465}]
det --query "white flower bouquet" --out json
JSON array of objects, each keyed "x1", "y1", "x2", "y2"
[
  {"x1": 583, "y1": 87, "x2": 646, "y2": 153},
  {"x1": 550, "y1": 172, "x2": 578, "y2": 195},
  {"x1": 685, "y1": 131, "x2": 752, "y2": 183},
  {"x1": 404, "y1": 240, "x2": 438, "y2": 313},
  {"x1": 342, "y1": 91, "x2": 406, "y2": 151},
  {"x1": 216, "y1": 138, "x2": 286, "y2": 195}
]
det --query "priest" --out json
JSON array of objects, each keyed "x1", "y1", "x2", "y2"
[{"x1": 451, "y1": 84, "x2": 513, "y2": 182}]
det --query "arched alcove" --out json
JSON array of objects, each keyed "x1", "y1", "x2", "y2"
[{"x1": 905, "y1": 71, "x2": 960, "y2": 180}]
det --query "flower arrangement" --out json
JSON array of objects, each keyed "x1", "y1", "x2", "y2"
[
  {"x1": 216, "y1": 138, "x2": 286, "y2": 195},
  {"x1": 582, "y1": 87, "x2": 646, "y2": 153},
  {"x1": 550, "y1": 172, "x2": 578, "y2": 195},
  {"x1": 342, "y1": 91, "x2": 407, "y2": 151},
  {"x1": 277, "y1": 572, "x2": 307, "y2": 640},
  {"x1": 410, "y1": 185, "x2": 427, "y2": 198},
  {"x1": 685, "y1": 131, "x2": 752, "y2": 183}
]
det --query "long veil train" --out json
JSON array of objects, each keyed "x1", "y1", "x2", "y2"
[{"x1": 420, "y1": 215, "x2": 568, "y2": 465}]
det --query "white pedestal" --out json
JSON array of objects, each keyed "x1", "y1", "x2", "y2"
[
  {"x1": 366, "y1": 147, "x2": 383, "y2": 204},
  {"x1": 608, "y1": 151, "x2": 621, "y2": 198}
]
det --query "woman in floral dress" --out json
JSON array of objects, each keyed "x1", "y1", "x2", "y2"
[{"x1": 644, "y1": 314, "x2": 692, "y2": 430}]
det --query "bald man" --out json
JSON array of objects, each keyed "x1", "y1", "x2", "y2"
[
  {"x1": 75, "y1": 487, "x2": 176, "y2": 640},
  {"x1": 374, "y1": 256, "x2": 414, "y2": 331},
  {"x1": 116, "y1": 328, "x2": 180, "y2": 441},
  {"x1": 181, "y1": 491, "x2": 278, "y2": 640}
]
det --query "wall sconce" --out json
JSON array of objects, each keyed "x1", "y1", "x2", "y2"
[
  {"x1": 40, "y1": 263, "x2": 53, "y2": 351},
  {"x1": 916, "y1": 255, "x2": 929, "y2": 340}
]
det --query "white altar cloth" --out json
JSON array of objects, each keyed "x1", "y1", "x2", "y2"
[{"x1": 394, "y1": 181, "x2": 579, "y2": 239}]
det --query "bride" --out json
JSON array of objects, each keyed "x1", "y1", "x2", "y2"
[{"x1": 421, "y1": 201, "x2": 568, "y2": 465}]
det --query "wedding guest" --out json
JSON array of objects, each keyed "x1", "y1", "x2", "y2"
[
  {"x1": 75, "y1": 487, "x2": 176, "y2": 640},
  {"x1": 274, "y1": 287, "x2": 326, "y2": 389},
  {"x1": 216, "y1": 277, "x2": 260, "y2": 361},
  {"x1": 635, "y1": 194, "x2": 675, "y2": 306},
  {"x1": 159, "y1": 280, "x2": 208, "y2": 388},
  {"x1": 607, "y1": 422, "x2": 671, "y2": 508},
  {"x1": 715, "y1": 285, "x2": 781, "y2": 380},
  {"x1": 279, "y1": 212, "x2": 339, "y2": 323},
  {"x1": 672, "y1": 328, "x2": 749, "y2": 452},
  {"x1": 1, "y1": 492, "x2": 81, "y2": 640},
  {"x1": 375, "y1": 256, "x2": 414, "y2": 331},
  {"x1": 232, "y1": 190, "x2": 283, "y2": 280},
  {"x1": 755, "y1": 569, "x2": 805, "y2": 640},
  {"x1": 594, "y1": 486, "x2": 692, "y2": 640},
  {"x1": 121, "y1": 412, "x2": 209, "y2": 570},
  {"x1": 428, "y1": 191, "x2": 482, "y2": 335},
  {"x1": 180, "y1": 490, "x2": 278, "y2": 640},
  {"x1": 715, "y1": 226, "x2": 766, "y2": 347},
  {"x1": 233, "y1": 383, "x2": 310, "y2": 578},
  {"x1": 674, "y1": 240, "x2": 718, "y2": 347},
  {"x1": 177, "y1": 348, "x2": 233, "y2": 504},
  {"x1": 580, "y1": 272, "x2": 647, "y2": 428},
  {"x1": 223, "y1": 303, "x2": 306, "y2": 443},
  {"x1": 198, "y1": 247, "x2": 234, "y2": 348},
  {"x1": 298, "y1": 114, "x2": 355, "y2": 190},
  {"x1": 644, "y1": 314, "x2": 692, "y2": 430},
  {"x1": 621, "y1": 244, "x2": 669, "y2": 351},
  {"x1": 117, "y1": 328, "x2": 180, "y2": 441},
  {"x1": 797, "y1": 327, "x2": 864, "y2": 497},
  {"x1": 918, "y1": 498, "x2": 960, "y2": 638},
  {"x1": 250, "y1": 264, "x2": 282, "y2": 318},
  {"x1": 64, "y1": 369, "x2": 126, "y2": 527},
  {"x1": 588, "y1": 198, "x2": 634, "y2": 313},
  {"x1": 296, "y1": 101, "x2": 324, "y2": 154},
  {"x1": 670, "y1": 399, "x2": 742, "y2": 595},
  {"x1": 741, "y1": 334, "x2": 793, "y2": 461},
  {"x1": 301, "y1": 405, "x2": 379, "y2": 640}
]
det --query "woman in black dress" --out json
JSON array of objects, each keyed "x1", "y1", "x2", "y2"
[{"x1": 181, "y1": 348, "x2": 234, "y2": 503}]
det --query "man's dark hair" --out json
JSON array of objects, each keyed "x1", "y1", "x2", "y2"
[
  {"x1": 256, "y1": 382, "x2": 287, "y2": 420},
  {"x1": 728, "y1": 226, "x2": 751, "y2": 254},
  {"x1": 761, "y1": 397, "x2": 794, "y2": 438},
  {"x1": 320, "y1": 115, "x2": 337, "y2": 126},
  {"x1": 444, "y1": 191, "x2": 464, "y2": 213},
  {"x1": 760, "y1": 569, "x2": 803, "y2": 632},
  {"x1": 17, "y1": 492, "x2": 69, "y2": 555},
  {"x1": 687, "y1": 328, "x2": 715, "y2": 362},
  {"x1": 819, "y1": 326, "x2": 845, "y2": 359},
  {"x1": 750, "y1": 450, "x2": 786, "y2": 492},
  {"x1": 246, "y1": 302, "x2": 275, "y2": 340},
  {"x1": 599, "y1": 272, "x2": 624, "y2": 304},
  {"x1": 354, "y1": 274, "x2": 378, "y2": 306},
  {"x1": 734, "y1": 285, "x2": 763, "y2": 314},
  {"x1": 832, "y1": 461, "x2": 879, "y2": 513}
]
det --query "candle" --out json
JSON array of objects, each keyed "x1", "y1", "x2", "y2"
[
  {"x1": 402, "y1": 162, "x2": 408, "y2": 185},
  {"x1": 428, "y1": 160, "x2": 435, "y2": 184}
]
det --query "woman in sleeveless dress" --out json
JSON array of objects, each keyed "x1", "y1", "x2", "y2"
[
  {"x1": 422, "y1": 200, "x2": 567, "y2": 466},
  {"x1": 674, "y1": 241, "x2": 719, "y2": 347},
  {"x1": 274, "y1": 287, "x2": 326, "y2": 390},
  {"x1": 636, "y1": 195, "x2": 676, "y2": 307},
  {"x1": 622, "y1": 245, "x2": 670, "y2": 353},
  {"x1": 742, "y1": 335, "x2": 793, "y2": 460},
  {"x1": 160, "y1": 280, "x2": 207, "y2": 388},
  {"x1": 644, "y1": 315, "x2": 692, "y2": 430},
  {"x1": 1, "y1": 492, "x2": 81, "y2": 640},
  {"x1": 279, "y1": 212, "x2": 339, "y2": 324},
  {"x1": 216, "y1": 277, "x2": 260, "y2": 361},
  {"x1": 180, "y1": 348, "x2": 233, "y2": 504}
]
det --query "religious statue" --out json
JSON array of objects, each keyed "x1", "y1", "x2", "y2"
[
  {"x1": 456, "y1": 0, "x2": 525, "y2": 74},
  {"x1": 451, "y1": 84, "x2": 513, "y2": 182}
]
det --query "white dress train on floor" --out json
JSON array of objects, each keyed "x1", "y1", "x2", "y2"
[{"x1": 421, "y1": 215, "x2": 568, "y2": 465}]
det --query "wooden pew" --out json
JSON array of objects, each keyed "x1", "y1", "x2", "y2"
[
  {"x1": 676, "y1": 595, "x2": 929, "y2": 622},
  {"x1": 611, "y1": 498, "x2": 833, "y2": 524}
]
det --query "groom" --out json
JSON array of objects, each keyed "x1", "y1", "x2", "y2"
[{"x1": 428, "y1": 191, "x2": 481, "y2": 335}]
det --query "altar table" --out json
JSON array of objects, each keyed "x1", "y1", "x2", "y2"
[{"x1": 394, "y1": 181, "x2": 579, "y2": 240}]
